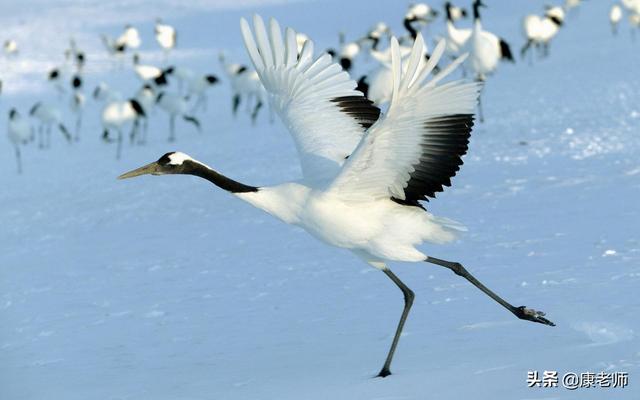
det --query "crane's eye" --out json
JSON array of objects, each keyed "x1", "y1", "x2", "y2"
[{"x1": 157, "y1": 152, "x2": 175, "y2": 165}]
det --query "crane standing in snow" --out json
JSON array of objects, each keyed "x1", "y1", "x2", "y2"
[
  {"x1": 8, "y1": 109, "x2": 32, "y2": 173},
  {"x1": 118, "y1": 15, "x2": 554, "y2": 377},
  {"x1": 462, "y1": 0, "x2": 514, "y2": 121}
]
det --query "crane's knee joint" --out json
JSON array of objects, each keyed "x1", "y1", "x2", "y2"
[
  {"x1": 403, "y1": 288, "x2": 415, "y2": 305},
  {"x1": 449, "y1": 262, "x2": 466, "y2": 277}
]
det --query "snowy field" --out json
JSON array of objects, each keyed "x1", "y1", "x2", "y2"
[{"x1": 2, "y1": 0, "x2": 640, "y2": 399}]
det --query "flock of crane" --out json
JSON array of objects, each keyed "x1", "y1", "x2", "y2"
[
  {"x1": 3, "y1": 0, "x2": 637, "y2": 378},
  {"x1": 3, "y1": 0, "x2": 639, "y2": 174}
]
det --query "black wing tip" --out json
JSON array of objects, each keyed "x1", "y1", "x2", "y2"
[
  {"x1": 395, "y1": 113, "x2": 475, "y2": 209},
  {"x1": 499, "y1": 39, "x2": 515, "y2": 63},
  {"x1": 330, "y1": 95, "x2": 381, "y2": 130}
]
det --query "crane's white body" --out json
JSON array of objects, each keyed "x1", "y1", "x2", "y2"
[
  {"x1": 233, "y1": 16, "x2": 480, "y2": 268},
  {"x1": 156, "y1": 91, "x2": 200, "y2": 141},
  {"x1": 30, "y1": 102, "x2": 69, "y2": 148},
  {"x1": 237, "y1": 185, "x2": 463, "y2": 264},
  {"x1": 4, "y1": 39, "x2": 18, "y2": 55},
  {"x1": 102, "y1": 101, "x2": 139, "y2": 129},
  {"x1": 117, "y1": 26, "x2": 141, "y2": 50},
  {"x1": 135, "y1": 86, "x2": 155, "y2": 115},
  {"x1": 463, "y1": 20, "x2": 502, "y2": 80},
  {"x1": 8, "y1": 112, "x2": 32, "y2": 145},
  {"x1": 219, "y1": 55, "x2": 269, "y2": 120},
  {"x1": 449, "y1": 5, "x2": 467, "y2": 21},
  {"x1": 523, "y1": 7, "x2": 564, "y2": 45},
  {"x1": 445, "y1": 21, "x2": 472, "y2": 57},
  {"x1": 31, "y1": 103, "x2": 63, "y2": 125},
  {"x1": 155, "y1": 22, "x2": 176, "y2": 52},
  {"x1": 622, "y1": 0, "x2": 640, "y2": 13},
  {"x1": 134, "y1": 63, "x2": 163, "y2": 83},
  {"x1": 8, "y1": 110, "x2": 32, "y2": 173},
  {"x1": 102, "y1": 99, "x2": 143, "y2": 158},
  {"x1": 157, "y1": 92, "x2": 188, "y2": 116}
]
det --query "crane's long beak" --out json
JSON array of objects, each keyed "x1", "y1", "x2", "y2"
[{"x1": 118, "y1": 162, "x2": 161, "y2": 179}]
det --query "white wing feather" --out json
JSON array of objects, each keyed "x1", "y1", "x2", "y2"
[
  {"x1": 240, "y1": 15, "x2": 380, "y2": 184},
  {"x1": 328, "y1": 35, "x2": 481, "y2": 204}
]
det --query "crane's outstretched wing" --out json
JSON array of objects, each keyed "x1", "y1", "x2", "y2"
[
  {"x1": 328, "y1": 35, "x2": 481, "y2": 208},
  {"x1": 240, "y1": 15, "x2": 380, "y2": 184}
]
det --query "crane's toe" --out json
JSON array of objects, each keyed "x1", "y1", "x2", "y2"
[
  {"x1": 514, "y1": 306, "x2": 555, "y2": 326},
  {"x1": 376, "y1": 368, "x2": 392, "y2": 378}
]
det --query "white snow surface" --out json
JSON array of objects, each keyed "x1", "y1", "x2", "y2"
[{"x1": 2, "y1": 1, "x2": 640, "y2": 399}]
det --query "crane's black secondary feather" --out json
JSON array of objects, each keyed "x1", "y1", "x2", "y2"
[
  {"x1": 499, "y1": 39, "x2": 515, "y2": 62},
  {"x1": 330, "y1": 95, "x2": 381, "y2": 130},
  {"x1": 392, "y1": 113, "x2": 474, "y2": 209}
]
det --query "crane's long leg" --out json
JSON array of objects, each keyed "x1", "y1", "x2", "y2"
[
  {"x1": 15, "y1": 146, "x2": 22, "y2": 174},
  {"x1": 46, "y1": 125, "x2": 52, "y2": 148},
  {"x1": 116, "y1": 128, "x2": 123, "y2": 160},
  {"x1": 475, "y1": 79, "x2": 486, "y2": 124},
  {"x1": 38, "y1": 125, "x2": 44, "y2": 149},
  {"x1": 168, "y1": 114, "x2": 176, "y2": 142},
  {"x1": 251, "y1": 100, "x2": 263, "y2": 126},
  {"x1": 232, "y1": 94, "x2": 241, "y2": 116},
  {"x1": 377, "y1": 269, "x2": 415, "y2": 378},
  {"x1": 425, "y1": 257, "x2": 555, "y2": 326},
  {"x1": 75, "y1": 112, "x2": 82, "y2": 142}
]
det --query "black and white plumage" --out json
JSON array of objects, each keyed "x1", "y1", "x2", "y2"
[
  {"x1": 117, "y1": 25, "x2": 141, "y2": 51},
  {"x1": 186, "y1": 73, "x2": 219, "y2": 112},
  {"x1": 101, "y1": 99, "x2": 146, "y2": 159},
  {"x1": 119, "y1": 15, "x2": 554, "y2": 378},
  {"x1": 155, "y1": 91, "x2": 200, "y2": 142},
  {"x1": 218, "y1": 53, "x2": 268, "y2": 124},
  {"x1": 29, "y1": 102, "x2": 71, "y2": 148},
  {"x1": 521, "y1": 6, "x2": 565, "y2": 60},
  {"x1": 101, "y1": 34, "x2": 127, "y2": 59},
  {"x1": 132, "y1": 53, "x2": 172, "y2": 86},
  {"x1": 48, "y1": 67, "x2": 68, "y2": 95},
  {"x1": 444, "y1": 1, "x2": 472, "y2": 62},
  {"x1": 133, "y1": 84, "x2": 156, "y2": 143},
  {"x1": 358, "y1": 22, "x2": 392, "y2": 53},
  {"x1": 462, "y1": 0, "x2": 514, "y2": 121},
  {"x1": 404, "y1": 3, "x2": 439, "y2": 40}
]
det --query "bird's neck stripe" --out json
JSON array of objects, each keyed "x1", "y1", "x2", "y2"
[{"x1": 186, "y1": 161, "x2": 258, "y2": 193}]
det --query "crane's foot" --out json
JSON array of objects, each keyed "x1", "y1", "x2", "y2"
[
  {"x1": 513, "y1": 306, "x2": 555, "y2": 326},
  {"x1": 376, "y1": 368, "x2": 392, "y2": 378}
]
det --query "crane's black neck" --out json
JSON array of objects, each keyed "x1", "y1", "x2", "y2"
[
  {"x1": 183, "y1": 160, "x2": 258, "y2": 193},
  {"x1": 445, "y1": 2, "x2": 452, "y2": 22},
  {"x1": 368, "y1": 35, "x2": 380, "y2": 50},
  {"x1": 472, "y1": 1, "x2": 482, "y2": 21},
  {"x1": 549, "y1": 15, "x2": 563, "y2": 26},
  {"x1": 403, "y1": 18, "x2": 418, "y2": 40}
]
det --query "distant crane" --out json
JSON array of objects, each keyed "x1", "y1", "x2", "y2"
[
  {"x1": 155, "y1": 91, "x2": 200, "y2": 142},
  {"x1": 521, "y1": 6, "x2": 565, "y2": 60},
  {"x1": 462, "y1": 0, "x2": 514, "y2": 121},
  {"x1": 8, "y1": 109, "x2": 32, "y2": 173},
  {"x1": 155, "y1": 18, "x2": 176, "y2": 61},
  {"x1": 29, "y1": 102, "x2": 71, "y2": 148},
  {"x1": 119, "y1": 15, "x2": 554, "y2": 378}
]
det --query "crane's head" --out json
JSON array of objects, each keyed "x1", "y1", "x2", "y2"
[{"x1": 118, "y1": 152, "x2": 196, "y2": 179}]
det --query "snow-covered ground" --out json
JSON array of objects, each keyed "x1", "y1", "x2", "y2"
[{"x1": 2, "y1": 1, "x2": 639, "y2": 399}]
